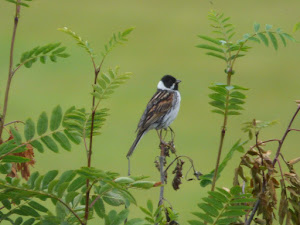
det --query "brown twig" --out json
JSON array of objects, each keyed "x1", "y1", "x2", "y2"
[
  {"x1": 84, "y1": 57, "x2": 101, "y2": 223},
  {"x1": 0, "y1": 1, "x2": 21, "y2": 142},
  {"x1": 158, "y1": 141, "x2": 165, "y2": 207},
  {"x1": 84, "y1": 56, "x2": 106, "y2": 224}
]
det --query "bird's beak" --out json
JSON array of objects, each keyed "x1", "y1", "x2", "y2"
[{"x1": 176, "y1": 80, "x2": 181, "y2": 84}]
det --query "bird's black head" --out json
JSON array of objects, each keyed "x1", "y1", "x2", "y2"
[{"x1": 160, "y1": 75, "x2": 181, "y2": 91}]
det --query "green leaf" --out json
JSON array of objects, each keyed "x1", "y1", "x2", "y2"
[
  {"x1": 10, "y1": 127, "x2": 22, "y2": 145},
  {"x1": 94, "y1": 197, "x2": 105, "y2": 218},
  {"x1": 15, "y1": 217, "x2": 23, "y2": 225},
  {"x1": 67, "y1": 176, "x2": 86, "y2": 192},
  {"x1": 147, "y1": 200, "x2": 153, "y2": 213},
  {"x1": 19, "y1": 205, "x2": 40, "y2": 217},
  {"x1": 231, "y1": 198, "x2": 256, "y2": 203},
  {"x1": 64, "y1": 130, "x2": 81, "y2": 145},
  {"x1": 131, "y1": 181, "x2": 155, "y2": 189},
  {"x1": 52, "y1": 132, "x2": 71, "y2": 151},
  {"x1": 2, "y1": 155, "x2": 31, "y2": 163},
  {"x1": 248, "y1": 37, "x2": 260, "y2": 43},
  {"x1": 31, "y1": 140, "x2": 44, "y2": 153},
  {"x1": 50, "y1": 105, "x2": 62, "y2": 131},
  {"x1": 208, "y1": 191, "x2": 228, "y2": 203},
  {"x1": 197, "y1": 35, "x2": 221, "y2": 45},
  {"x1": 257, "y1": 33, "x2": 269, "y2": 46},
  {"x1": 40, "y1": 56, "x2": 46, "y2": 64},
  {"x1": 27, "y1": 171, "x2": 39, "y2": 188},
  {"x1": 57, "y1": 182, "x2": 69, "y2": 198},
  {"x1": 278, "y1": 34, "x2": 287, "y2": 47},
  {"x1": 293, "y1": 22, "x2": 300, "y2": 32},
  {"x1": 41, "y1": 136, "x2": 59, "y2": 153},
  {"x1": 230, "y1": 186, "x2": 242, "y2": 195},
  {"x1": 196, "y1": 44, "x2": 223, "y2": 53},
  {"x1": 42, "y1": 170, "x2": 59, "y2": 189},
  {"x1": 282, "y1": 33, "x2": 295, "y2": 42},
  {"x1": 198, "y1": 203, "x2": 219, "y2": 217},
  {"x1": 229, "y1": 98, "x2": 245, "y2": 104},
  {"x1": 221, "y1": 210, "x2": 245, "y2": 217},
  {"x1": 34, "y1": 175, "x2": 44, "y2": 190},
  {"x1": 254, "y1": 23, "x2": 260, "y2": 32},
  {"x1": 111, "y1": 209, "x2": 130, "y2": 225},
  {"x1": 209, "y1": 93, "x2": 226, "y2": 102},
  {"x1": 265, "y1": 24, "x2": 273, "y2": 31},
  {"x1": 0, "y1": 163, "x2": 12, "y2": 174},
  {"x1": 37, "y1": 111, "x2": 48, "y2": 135},
  {"x1": 28, "y1": 201, "x2": 48, "y2": 213},
  {"x1": 209, "y1": 101, "x2": 225, "y2": 110},
  {"x1": 114, "y1": 177, "x2": 135, "y2": 184},
  {"x1": 188, "y1": 220, "x2": 205, "y2": 225},
  {"x1": 268, "y1": 32, "x2": 278, "y2": 50},
  {"x1": 202, "y1": 197, "x2": 223, "y2": 210},
  {"x1": 215, "y1": 217, "x2": 237, "y2": 224},
  {"x1": 48, "y1": 180, "x2": 58, "y2": 193},
  {"x1": 227, "y1": 111, "x2": 241, "y2": 116},
  {"x1": 191, "y1": 212, "x2": 213, "y2": 223},
  {"x1": 56, "y1": 170, "x2": 76, "y2": 189},
  {"x1": 24, "y1": 118, "x2": 35, "y2": 141},
  {"x1": 211, "y1": 109, "x2": 224, "y2": 115},
  {"x1": 103, "y1": 190, "x2": 125, "y2": 206},
  {"x1": 1, "y1": 199, "x2": 11, "y2": 209},
  {"x1": 230, "y1": 91, "x2": 246, "y2": 99},
  {"x1": 23, "y1": 218, "x2": 35, "y2": 225},
  {"x1": 206, "y1": 52, "x2": 227, "y2": 61},
  {"x1": 126, "y1": 218, "x2": 146, "y2": 225}
]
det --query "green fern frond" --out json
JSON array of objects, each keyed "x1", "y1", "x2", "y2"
[
  {"x1": 58, "y1": 27, "x2": 95, "y2": 58},
  {"x1": 63, "y1": 107, "x2": 109, "y2": 138},
  {"x1": 189, "y1": 186, "x2": 255, "y2": 225},
  {"x1": 0, "y1": 106, "x2": 81, "y2": 163},
  {"x1": 101, "y1": 27, "x2": 135, "y2": 58},
  {"x1": 15, "y1": 43, "x2": 69, "y2": 69},
  {"x1": 92, "y1": 66, "x2": 132, "y2": 101}
]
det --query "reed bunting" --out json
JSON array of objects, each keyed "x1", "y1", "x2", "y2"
[{"x1": 127, "y1": 75, "x2": 181, "y2": 163}]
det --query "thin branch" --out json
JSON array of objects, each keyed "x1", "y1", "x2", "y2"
[
  {"x1": 288, "y1": 128, "x2": 300, "y2": 132},
  {"x1": 272, "y1": 105, "x2": 300, "y2": 166},
  {"x1": 4, "y1": 120, "x2": 24, "y2": 126},
  {"x1": 84, "y1": 56, "x2": 105, "y2": 224},
  {"x1": 0, "y1": 2, "x2": 21, "y2": 142},
  {"x1": 158, "y1": 141, "x2": 165, "y2": 207}
]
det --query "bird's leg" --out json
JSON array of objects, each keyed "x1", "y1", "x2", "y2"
[
  {"x1": 127, "y1": 156, "x2": 131, "y2": 176},
  {"x1": 169, "y1": 126, "x2": 175, "y2": 141},
  {"x1": 163, "y1": 128, "x2": 168, "y2": 140},
  {"x1": 156, "y1": 129, "x2": 161, "y2": 140}
]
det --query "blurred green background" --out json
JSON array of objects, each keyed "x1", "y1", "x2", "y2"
[{"x1": 1, "y1": 0, "x2": 300, "y2": 224}]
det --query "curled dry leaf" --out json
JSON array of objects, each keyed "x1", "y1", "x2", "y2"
[{"x1": 172, "y1": 159, "x2": 184, "y2": 190}]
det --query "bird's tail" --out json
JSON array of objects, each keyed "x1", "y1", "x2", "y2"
[{"x1": 127, "y1": 131, "x2": 145, "y2": 158}]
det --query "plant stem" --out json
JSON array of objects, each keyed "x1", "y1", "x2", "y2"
[
  {"x1": 84, "y1": 58, "x2": 101, "y2": 224},
  {"x1": 211, "y1": 71, "x2": 232, "y2": 191},
  {"x1": 0, "y1": 2, "x2": 21, "y2": 142},
  {"x1": 158, "y1": 142, "x2": 165, "y2": 207},
  {"x1": 272, "y1": 105, "x2": 300, "y2": 166}
]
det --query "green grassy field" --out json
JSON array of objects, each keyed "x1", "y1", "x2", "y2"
[{"x1": 1, "y1": 1, "x2": 300, "y2": 224}]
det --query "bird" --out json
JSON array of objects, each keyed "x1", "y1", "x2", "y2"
[{"x1": 126, "y1": 75, "x2": 181, "y2": 174}]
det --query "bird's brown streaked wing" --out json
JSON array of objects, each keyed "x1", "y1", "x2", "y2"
[{"x1": 136, "y1": 90, "x2": 174, "y2": 132}]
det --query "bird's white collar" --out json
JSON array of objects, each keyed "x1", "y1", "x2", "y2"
[{"x1": 157, "y1": 81, "x2": 175, "y2": 91}]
